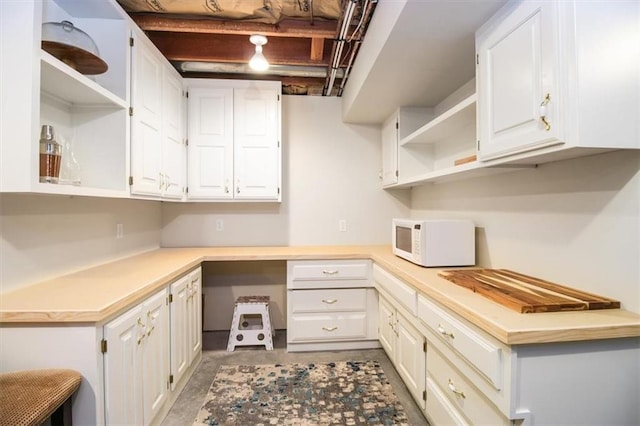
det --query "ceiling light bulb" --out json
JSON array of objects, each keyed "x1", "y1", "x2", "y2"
[
  {"x1": 249, "y1": 34, "x2": 269, "y2": 71},
  {"x1": 249, "y1": 45, "x2": 269, "y2": 71}
]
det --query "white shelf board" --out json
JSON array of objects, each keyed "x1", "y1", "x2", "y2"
[
  {"x1": 386, "y1": 160, "x2": 529, "y2": 188},
  {"x1": 33, "y1": 182, "x2": 129, "y2": 198},
  {"x1": 40, "y1": 50, "x2": 127, "y2": 108},
  {"x1": 399, "y1": 94, "x2": 476, "y2": 146}
]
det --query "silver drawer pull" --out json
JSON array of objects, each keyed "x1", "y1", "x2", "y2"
[
  {"x1": 437, "y1": 324, "x2": 455, "y2": 339},
  {"x1": 322, "y1": 326, "x2": 338, "y2": 332},
  {"x1": 322, "y1": 299, "x2": 338, "y2": 304},
  {"x1": 448, "y1": 379, "x2": 466, "y2": 399},
  {"x1": 322, "y1": 270, "x2": 339, "y2": 275}
]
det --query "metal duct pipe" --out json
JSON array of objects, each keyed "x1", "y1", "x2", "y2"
[{"x1": 180, "y1": 61, "x2": 344, "y2": 78}]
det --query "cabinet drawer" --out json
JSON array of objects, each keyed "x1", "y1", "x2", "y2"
[
  {"x1": 428, "y1": 346, "x2": 510, "y2": 426},
  {"x1": 372, "y1": 265, "x2": 417, "y2": 315},
  {"x1": 426, "y1": 378, "x2": 468, "y2": 426},
  {"x1": 418, "y1": 295, "x2": 502, "y2": 388},
  {"x1": 288, "y1": 313, "x2": 367, "y2": 341},
  {"x1": 289, "y1": 289, "x2": 366, "y2": 313},
  {"x1": 288, "y1": 260, "x2": 372, "y2": 289}
]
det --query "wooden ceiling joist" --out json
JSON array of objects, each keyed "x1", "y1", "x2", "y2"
[
  {"x1": 131, "y1": 15, "x2": 337, "y2": 39},
  {"x1": 148, "y1": 31, "x2": 333, "y2": 65}
]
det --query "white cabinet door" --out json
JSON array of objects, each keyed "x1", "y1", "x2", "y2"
[
  {"x1": 141, "y1": 289, "x2": 169, "y2": 425},
  {"x1": 396, "y1": 312, "x2": 426, "y2": 409},
  {"x1": 187, "y1": 87, "x2": 234, "y2": 199},
  {"x1": 170, "y1": 268, "x2": 202, "y2": 391},
  {"x1": 130, "y1": 35, "x2": 163, "y2": 196},
  {"x1": 169, "y1": 275, "x2": 190, "y2": 391},
  {"x1": 187, "y1": 268, "x2": 203, "y2": 361},
  {"x1": 378, "y1": 295, "x2": 396, "y2": 359},
  {"x1": 377, "y1": 292, "x2": 426, "y2": 410},
  {"x1": 186, "y1": 80, "x2": 282, "y2": 201},
  {"x1": 381, "y1": 113, "x2": 398, "y2": 186},
  {"x1": 105, "y1": 288, "x2": 169, "y2": 426},
  {"x1": 131, "y1": 32, "x2": 186, "y2": 200},
  {"x1": 104, "y1": 305, "x2": 144, "y2": 426},
  {"x1": 477, "y1": 1, "x2": 563, "y2": 160},
  {"x1": 162, "y1": 70, "x2": 186, "y2": 199},
  {"x1": 233, "y1": 87, "x2": 280, "y2": 200}
]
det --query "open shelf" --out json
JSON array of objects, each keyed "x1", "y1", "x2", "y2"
[
  {"x1": 385, "y1": 160, "x2": 528, "y2": 188},
  {"x1": 40, "y1": 50, "x2": 127, "y2": 108},
  {"x1": 400, "y1": 94, "x2": 476, "y2": 146}
]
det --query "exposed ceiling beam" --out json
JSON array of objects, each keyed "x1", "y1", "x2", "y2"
[
  {"x1": 310, "y1": 37, "x2": 325, "y2": 61},
  {"x1": 147, "y1": 32, "x2": 333, "y2": 65},
  {"x1": 131, "y1": 15, "x2": 337, "y2": 39}
]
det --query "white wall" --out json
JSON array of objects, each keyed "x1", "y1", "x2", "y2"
[
  {"x1": 0, "y1": 194, "x2": 162, "y2": 293},
  {"x1": 411, "y1": 150, "x2": 640, "y2": 313},
  {"x1": 161, "y1": 95, "x2": 411, "y2": 247}
]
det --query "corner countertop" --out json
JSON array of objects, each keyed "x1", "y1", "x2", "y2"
[{"x1": 1, "y1": 245, "x2": 639, "y2": 345}]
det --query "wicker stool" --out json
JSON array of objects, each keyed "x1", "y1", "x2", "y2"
[
  {"x1": 227, "y1": 295, "x2": 275, "y2": 351},
  {"x1": 0, "y1": 369, "x2": 82, "y2": 426}
]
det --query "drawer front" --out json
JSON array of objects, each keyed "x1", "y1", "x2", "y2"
[
  {"x1": 372, "y1": 265, "x2": 417, "y2": 315},
  {"x1": 289, "y1": 313, "x2": 367, "y2": 341},
  {"x1": 428, "y1": 346, "x2": 510, "y2": 426},
  {"x1": 290, "y1": 289, "x2": 367, "y2": 313},
  {"x1": 288, "y1": 260, "x2": 372, "y2": 289},
  {"x1": 418, "y1": 295, "x2": 502, "y2": 388},
  {"x1": 426, "y1": 378, "x2": 469, "y2": 426}
]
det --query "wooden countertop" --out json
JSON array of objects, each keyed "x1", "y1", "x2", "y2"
[{"x1": 1, "y1": 245, "x2": 639, "y2": 345}]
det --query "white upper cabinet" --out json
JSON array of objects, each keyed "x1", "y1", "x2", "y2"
[
  {"x1": 477, "y1": 1, "x2": 561, "y2": 160},
  {"x1": 186, "y1": 79, "x2": 282, "y2": 202},
  {"x1": 233, "y1": 88, "x2": 280, "y2": 200},
  {"x1": 0, "y1": 0, "x2": 130, "y2": 197},
  {"x1": 477, "y1": 0, "x2": 640, "y2": 162},
  {"x1": 130, "y1": 29, "x2": 186, "y2": 200},
  {"x1": 130, "y1": 33, "x2": 163, "y2": 196},
  {"x1": 187, "y1": 87, "x2": 234, "y2": 200}
]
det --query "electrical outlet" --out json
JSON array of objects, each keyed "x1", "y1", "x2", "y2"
[
  {"x1": 216, "y1": 219, "x2": 224, "y2": 231},
  {"x1": 116, "y1": 223, "x2": 124, "y2": 239},
  {"x1": 339, "y1": 219, "x2": 347, "y2": 232}
]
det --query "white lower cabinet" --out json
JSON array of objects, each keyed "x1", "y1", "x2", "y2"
[
  {"x1": 103, "y1": 267, "x2": 202, "y2": 426},
  {"x1": 103, "y1": 288, "x2": 169, "y2": 426},
  {"x1": 427, "y1": 345, "x2": 510, "y2": 425},
  {"x1": 287, "y1": 260, "x2": 379, "y2": 352},
  {"x1": 169, "y1": 267, "x2": 202, "y2": 390},
  {"x1": 374, "y1": 264, "x2": 506, "y2": 423},
  {"x1": 375, "y1": 264, "x2": 640, "y2": 425},
  {"x1": 377, "y1": 292, "x2": 426, "y2": 410}
]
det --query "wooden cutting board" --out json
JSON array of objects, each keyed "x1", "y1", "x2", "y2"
[{"x1": 438, "y1": 269, "x2": 620, "y2": 313}]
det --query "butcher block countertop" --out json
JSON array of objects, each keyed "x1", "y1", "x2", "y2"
[{"x1": 1, "y1": 245, "x2": 639, "y2": 345}]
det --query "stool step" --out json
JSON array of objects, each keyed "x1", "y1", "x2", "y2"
[{"x1": 227, "y1": 296, "x2": 275, "y2": 351}]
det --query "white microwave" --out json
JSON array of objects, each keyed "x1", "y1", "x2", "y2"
[{"x1": 392, "y1": 218, "x2": 475, "y2": 267}]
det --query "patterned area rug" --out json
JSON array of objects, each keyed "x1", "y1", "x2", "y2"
[{"x1": 193, "y1": 360, "x2": 411, "y2": 425}]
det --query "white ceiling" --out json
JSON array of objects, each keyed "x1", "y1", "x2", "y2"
[{"x1": 341, "y1": 0, "x2": 506, "y2": 124}]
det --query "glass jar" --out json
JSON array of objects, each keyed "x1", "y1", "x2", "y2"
[{"x1": 58, "y1": 134, "x2": 81, "y2": 186}]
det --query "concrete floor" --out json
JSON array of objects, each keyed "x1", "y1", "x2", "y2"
[{"x1": 161, "y1": 331, "x2": 429, "y2": 425}]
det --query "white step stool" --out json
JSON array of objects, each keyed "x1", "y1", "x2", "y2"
[{"x1": 227, "y1": 296, "x2": 275, "y2": 351}]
